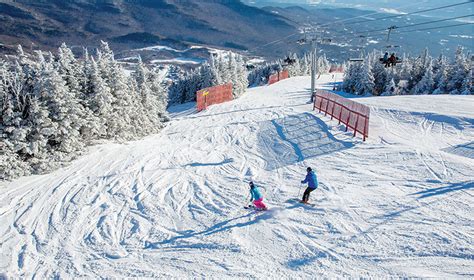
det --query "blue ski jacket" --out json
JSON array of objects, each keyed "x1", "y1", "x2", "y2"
[
  {"x1": 301, "y1": 171, "x2": 318, "y2": 189},
  {"x1": 250, "y1": 186, "x2": 263, "y2": 201}
]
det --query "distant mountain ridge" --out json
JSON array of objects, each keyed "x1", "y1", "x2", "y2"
[{"x1": 0, "y1": 0, "x2": 297, "y2": 57}]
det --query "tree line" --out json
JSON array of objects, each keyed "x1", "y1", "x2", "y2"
[
  {"x1": 1, "y1": 42, "x2": 168, "y2": 179},
  {"x1": 342, "y1": 47, "x2": 473, "y2": 96}
]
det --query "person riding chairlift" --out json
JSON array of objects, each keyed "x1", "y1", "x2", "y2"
[
  {"x1": 388, "y1": 53, "x2": 397, "y2": 67},
  {"x1": 382, "y1": 52, "x2": 389, "y2": 64}
]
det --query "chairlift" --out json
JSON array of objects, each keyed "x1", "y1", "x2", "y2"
[
  {"x1": 348, "y1": 35, "x2": 366, "y2": 63},
  {"x1": 297, "y1": 38, "x2": 307, "y2": 45},
  {"x1": 379, "y1": 26, "x2": 403, "y2": 67},
  {"x1": 246, "y1": 64, "x2": 256, "y2": 70},
  {"x1": 297, "y1": 28, "x2": 308, "y2": 45},
  {"x1": 348, "y1": 58, "x2": 364, "y2": 63},
  {"x1": 282, "y1": 56, "x2": 296, "y2": 66}
]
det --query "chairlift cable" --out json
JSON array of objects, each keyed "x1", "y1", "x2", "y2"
[
  {"x1": 248, "y1": 1, "x2": 428, "y2": 51},
  {"x1": 331, "y1": 14, "x2": 474, "y2": 40},
  {"x1": 342, "y1": 1, "x2": 473, "y2": 26}
]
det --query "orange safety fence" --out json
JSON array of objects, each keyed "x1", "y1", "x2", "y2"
[
  {"x1": 268, "y1": 70, "x2": 289, "y2": 85},
  {"x1": 268, "y1": 73, "x2": 279, "y2": 85},
  {"x1": 313, "y1": 89, "x2": 370, "y2": 141},
  {"x1": 196, "y1": 83, "x2": 233, "y2": 112}
]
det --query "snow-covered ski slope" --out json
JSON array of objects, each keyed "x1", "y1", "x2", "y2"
[{"x1": 1, "y1": 75, "x2": 473, "y2": 278}]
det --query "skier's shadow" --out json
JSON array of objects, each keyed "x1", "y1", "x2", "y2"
[
  {"x1": 145, "y1": 211, "x2": 273, "y2": 249},
  {"x1": 284, "y1": 198, "x2": 325, "y2": 211}
]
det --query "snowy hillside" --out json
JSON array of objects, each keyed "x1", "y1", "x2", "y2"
[{"x1": 1, "y1": 75, "x2": 473, "y2": 278}]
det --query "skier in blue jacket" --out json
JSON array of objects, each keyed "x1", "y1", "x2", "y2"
[{"x1": 301, "y1": 167, "x2": 318, "y2": 203}]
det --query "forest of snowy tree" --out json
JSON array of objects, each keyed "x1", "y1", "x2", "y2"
[
  {"x1": 248, "y1": 53, "x2": 332, "y2": 87},
  {"x1": 0, "y1": 42, "x2": 168, "y2": 179},
  {"x1": 168, "y1": 53, "x2": 249, "y2": 105},
  {"x1": 167, "y1": 51, "x2": 333, "y2": 105},
  {"x1": 342, "y1": 47, "x2": 473, "y2": 96}
]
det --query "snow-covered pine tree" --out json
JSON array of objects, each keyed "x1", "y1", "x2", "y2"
[
  {"x1": 234, "y1": 54, "x2": 248, "y2": 97},
  {"x1": 133, "y1": 57, "x2": 158, "y2": 134},
  {"x1": 355, "y1": 61, "x2": 375, "y2": 95},
  {"x1": 447, "y1": 46, "x2": 470, "y2": 94},
  {"x1": 460, "y1": 67, "x2": 473, "y2": 95},
  {"x1": 199, "y1": 62, "x2": 214, "y2": 90},
  {"x1": 217, "y1": 55, "x2": 228, "y2": 84},
  {"x1": 97, "y1": 41, "x2": 140, "y2": 138},
  {"x1": 37, "y1": 59, "x2": 86, "y2": 156},
  {"x1": 167, "y1": 66, "x2": 186, "y2": 105},
  {"x1": 432, "y1": 54, "x2": 449, "y2": 95},
  {"x1": 382, "y1": 68, "x2": 397, "y2": 95},
  {"x1": 86, "y1": 57, "x2": 114, "y2": 138},
  {"x1": 287, "y1": 53, "x2": 300, "y2": 77},
  {"x1": 148, "y1": 67, "x2": 169, "y2": 120},
  {"x1": 370, "y1": 51, "x2": 388, "y2": 95},
  {"x1": 414, "y1": 59, "x2": 434, "y2": 95},
  {"x1": 410, "y1": 48, "x2": 431, "y2": 90},
  {"x1": 300, "y1": 53, "x2": 310, "y2": 76},
  {"x1": 342, "y1": 63, "x2": 357, "y2": 93},
  {"x1": 57, "y1": 43, "x2": 81, "y2": 96}
]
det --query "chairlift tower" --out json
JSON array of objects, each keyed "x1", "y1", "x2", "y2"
[{"x1": 298, "y1": 27, "x2": 332, "y2": 102}]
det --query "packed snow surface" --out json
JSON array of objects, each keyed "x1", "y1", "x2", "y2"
[{"x1": 1, "y1": 75, "x2": 473, "y2": 278}]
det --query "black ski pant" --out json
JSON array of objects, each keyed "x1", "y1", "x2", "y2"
[{"x1": 302, "y1": 187, "x2": 316, "y2": 202}]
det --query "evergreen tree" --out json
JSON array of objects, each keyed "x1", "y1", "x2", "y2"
[
  {"x1": 448, "y1": 46, "x2": 469, "y2": 94},
  {"x1": 460, "y1": 68, "x2": 473, "y2": 95},
  {"x1": 414, "y1": 60, "x2": 434, "y2": 95},
  {"x1": 356, "y1": 62, "x2": 375, "y2": 95},
  {"x1": 433, "y1": 55, "x2": 449, "y2": 95}
]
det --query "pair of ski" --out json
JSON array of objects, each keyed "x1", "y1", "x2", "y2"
[{"x1": 244, "y1": 205, "x2": 268, "y2": 211}]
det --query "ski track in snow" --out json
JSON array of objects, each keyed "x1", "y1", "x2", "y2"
[{"x1": 1, "y1": 75, "x2": 473, "y2": 278}]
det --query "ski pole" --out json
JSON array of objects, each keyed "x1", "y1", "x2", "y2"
[
  {"x1": 297, "y1": 183, "x2": 304, "y2": 198},
  {"x1": 243, "y1": 192, "x2": 250, "y2": 207}
]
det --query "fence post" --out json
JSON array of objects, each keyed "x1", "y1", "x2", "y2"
[
  {"x1": 363, "y1": 116, "x2": 367, "y2": 141},
  {"x1": 345, "y1": 111, "x2": 351, "y2": 132},
  {"x1": 353, "y1": 115, "x2": 359, "y2": 137},
  {"x1": 338, "y1": 105, "x2": 343, "y2": 125},
  {"x1": 324, "y1": 96, "x2": 330, "y2": 116},
  {"x1": 330, "y1": 101, "x2": 336, "y2": 120}
]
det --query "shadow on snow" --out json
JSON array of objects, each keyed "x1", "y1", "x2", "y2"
[
  {"x1": 442, "y1": 141, "x2": 474, "y2": 160},
  {"x1": 410, "y1": 181, "x2": 474, "y2": 199},
  {"x1": 144, "y1": 211, "x2": 274, "y2": 250},
  {"x1": 257, "y1": 112, "x2": 354, "y2": 170}
]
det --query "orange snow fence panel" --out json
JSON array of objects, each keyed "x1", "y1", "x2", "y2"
[
  {"x1": 268, "y1": 70, "x2": 290, "y2": 85},
  {"x1": 279, "y1": 70, "x2": 289, "y2": 80},
  {"x1": 313, "y1": 89, "x2": 370, "y2": 141},
  {"x1": 268, "y1": 73, "x2": 279, "y2": 85},
  {"x1": 196, "y1": 83, "x2": 233, "y2": 112}
]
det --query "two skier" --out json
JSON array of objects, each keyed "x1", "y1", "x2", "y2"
[
  {"x1": 246, "y1": 166, "x2": 318, "y2": 210},
  {"x1": 382, "y1": 52, "x2": 398, "y2": 67}
]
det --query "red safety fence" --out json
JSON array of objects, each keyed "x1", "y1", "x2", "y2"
[
  {"x1": 196, "y1": 83, "x2": 233, "y2": 112},
  {"x1": 313, "y1": 89, "x2": 370, "y2": 141},
  {"x1": 268, "y1": 70, "x2": 289, "y2": 85}
]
